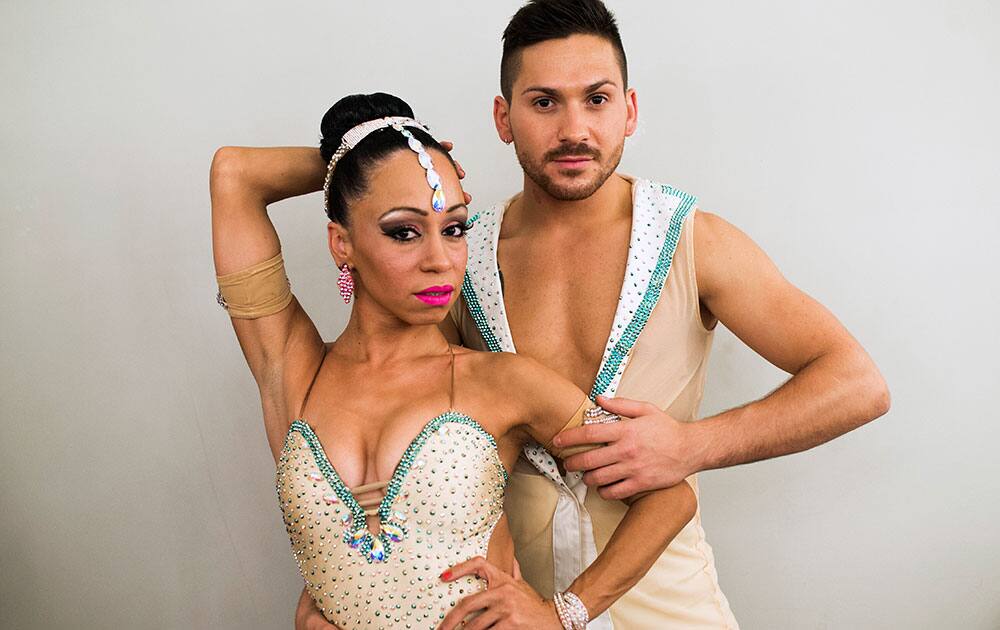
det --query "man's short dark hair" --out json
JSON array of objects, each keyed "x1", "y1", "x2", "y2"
[{"x1": 500, "y1": 0, "x2": 628, "y2": 101}]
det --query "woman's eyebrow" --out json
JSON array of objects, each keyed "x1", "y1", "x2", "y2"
[
  {"x1": 380, "y1": 204, "x2": 467, "y2": 220},
  {"x1": 380, "y1": 207, "x2": 426, "y2": 219}
]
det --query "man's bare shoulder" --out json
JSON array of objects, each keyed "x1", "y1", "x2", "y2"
[
  {"x1": 693, "y1": 209, "x2": 743, "y2": 254},
  {"x1": 692, "y1": 208, "x2": 782, "y2": 301}
]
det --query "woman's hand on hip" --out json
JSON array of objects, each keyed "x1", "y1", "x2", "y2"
[{"x1": 437, "y1": 556, "x2": 561, "y2": 630}]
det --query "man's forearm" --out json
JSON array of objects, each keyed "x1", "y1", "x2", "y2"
[{"x1": 690, "y1": 344, "x2": 890, "y2": 472}]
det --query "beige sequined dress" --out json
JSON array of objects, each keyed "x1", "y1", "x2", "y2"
[{"x1": 275, "y1": 348, "x2": 507, "y2": 629}]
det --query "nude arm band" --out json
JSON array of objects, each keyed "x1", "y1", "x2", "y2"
[
  {"x1": 543, "y1": 397, "x2": 653, "y2": 503},
  {"x1": 542, "y1": 397, "x2": 606, "y2": 459},
  {"x1": 216, "y1": 251, "x2": 293, "y2": 319}
]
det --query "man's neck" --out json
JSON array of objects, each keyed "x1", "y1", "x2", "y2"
[{"x1": 504, "y1": 172, "x2": 633, "y2": 237}]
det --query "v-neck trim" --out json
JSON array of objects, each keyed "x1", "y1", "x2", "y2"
[
  {"x1": 463, "y1": 175, "x2": 696, "y2": 400},
  {"x1": 489, "y1": 178, "x2": 639, "y2": 364},
  {"x1": 285, "y1": 411, "x2": 507, "y2": 563}
]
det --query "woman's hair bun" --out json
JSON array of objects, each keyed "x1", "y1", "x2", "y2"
[
  {"x1": 319, "y1": 92, "x2": 453, "y2": 225},
  {"x1": 319, "y1": 93, "x2": 415, "y2": 162}
]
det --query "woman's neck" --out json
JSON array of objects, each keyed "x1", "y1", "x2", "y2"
[{"x1": 333, "y1": 300, "x2": 450, "y2": 365}]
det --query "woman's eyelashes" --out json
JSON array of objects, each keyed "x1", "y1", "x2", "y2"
[
  {"x1": 381, "y1": 221, "x2": 471, "y2": 242},
  {"x1": 382, "y1": 224, "x2": 420, "y2": 241},
  {"x1": 443, "y1": 220, "x2": 472, "y2": 238}
]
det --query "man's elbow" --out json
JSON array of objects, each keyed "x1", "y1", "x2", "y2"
[
  {"x1": 857, "y1": 352, "x2": 891, "y2": 421},
  {"x1": 869, "y1": 372, "x2": 891, "y2": 419}
]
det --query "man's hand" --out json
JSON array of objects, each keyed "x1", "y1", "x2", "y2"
[
  {"x1": 294, "y1": 585, "x2": 340, "y2": 630},
  {"x1": 437, "y1": 556, "x2": 561, "y2": 630},
  {"x1": 439, "y1": 140, "x2": 473, "y2": 205},
  {"x1": 555, "y1": 395, "x2": 702, "y2": 500}
]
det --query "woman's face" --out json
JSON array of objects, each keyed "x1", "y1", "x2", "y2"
[{"x1": 329, "y1": 147, "x2": 469, "y2": 326}]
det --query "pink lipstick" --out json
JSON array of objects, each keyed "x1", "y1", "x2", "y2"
[{"x1": 415, "y1": 285, "x2": 454, "y2": 306}]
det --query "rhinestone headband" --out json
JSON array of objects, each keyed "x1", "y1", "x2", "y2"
[{"x1": 322, "y1": 116, "x2": 446, "y2": 215}]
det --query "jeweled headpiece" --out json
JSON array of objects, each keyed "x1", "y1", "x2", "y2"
[{"x1": 322, "y1": 116, "x2": 447, "y2": 215}]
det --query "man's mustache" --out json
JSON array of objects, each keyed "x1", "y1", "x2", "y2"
[{"x1": 545, "y1": 143, "x2": 600, "y2": 161}]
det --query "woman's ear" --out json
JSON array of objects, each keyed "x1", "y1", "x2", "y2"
[{"x1": 327, "y1": 221, "x2": 353, "y2": 268}]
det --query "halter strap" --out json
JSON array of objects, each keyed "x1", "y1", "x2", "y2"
[
  {"x1": 447, "y1": 343, "x2": 456, "y2": 410},
  {"x1": 297, "y1": 343, "x2": 456, "y2": 511}
]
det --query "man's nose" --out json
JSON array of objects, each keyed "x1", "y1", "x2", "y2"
[{"x1": 557, "y1": 103, "x2": 590, "y2": 145}]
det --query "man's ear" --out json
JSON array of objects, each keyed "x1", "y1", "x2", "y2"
[
  {"x1": 327, "y1": 221, "x2": 353, "y2": 268},
  {"x1": 493, "y1": 95, "x2": 513, "y2": 144},
  {"x1": 624, "y1": 87, "x2": 639, "y2": 137}
]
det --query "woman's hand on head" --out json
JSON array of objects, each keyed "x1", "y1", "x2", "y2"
[
  {"x1": 439, "y1": 140, "x2": 472, "y2": 205},
  {"x1": 436, "y1": 556, "x2": 561, "y2": 630}
]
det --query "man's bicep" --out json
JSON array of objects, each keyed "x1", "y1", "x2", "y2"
[{"x1": 694, "y1": 211, "x2": 855, "y2": 374}]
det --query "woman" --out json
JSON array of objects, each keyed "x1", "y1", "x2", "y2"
[{"x1": 211, "y1": 93, "x2": 696, "y2": 630}]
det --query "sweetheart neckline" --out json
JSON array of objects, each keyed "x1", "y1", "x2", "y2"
[{"x1": 284, "y1": 410, "x2": 509, "y2": 525}]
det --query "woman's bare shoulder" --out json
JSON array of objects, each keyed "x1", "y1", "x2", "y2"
[
  {"x1": 454, "y1": 348, "x2": 548, "y2": 382},
  {"x1": 454, "y1": 348, "x2": 584, "y2": 418}
]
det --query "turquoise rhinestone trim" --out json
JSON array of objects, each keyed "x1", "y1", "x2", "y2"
[
  {"x1": 589, "y1": 186, "x2": 697, "y2": 400},
  {"x1": 286, "y1": 411, "x2": 506, "y2": 564},
  {"x1": 379, "y1": 412, "x2": 509, "y2": 526},
  {"x1": 461, "y1": 272, "x2": 504, "y2": 353}
]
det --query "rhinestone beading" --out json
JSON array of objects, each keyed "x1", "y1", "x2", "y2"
[{"x1": 276, "y1": 412, "x2": 508, "y2": 628}]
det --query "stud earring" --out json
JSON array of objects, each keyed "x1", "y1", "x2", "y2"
[{"x1": 337, "y1": 263, "x2": 354, "y2": 303}]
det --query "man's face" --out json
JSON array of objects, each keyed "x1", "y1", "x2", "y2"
[{"x1": 500, "y1": 34, "x2": 637, "y2": 201}]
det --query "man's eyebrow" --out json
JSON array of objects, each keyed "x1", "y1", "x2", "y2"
[
  {"x1": 585, "y1": 79, "x2": 616, "y2": 92},
  {"x1": 379, "y1": 203, "x2": 467, "y2": 220},
  {"x1": 521, "y1": 79, "x2": 617, "y2": 97},
  {"x1": 522, "y1": 86, "x2": 560, "y2": 96}
]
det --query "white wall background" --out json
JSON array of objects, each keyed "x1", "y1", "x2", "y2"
[{"x1": 2, "y1": 1, "x2": 997, "y2": 628}]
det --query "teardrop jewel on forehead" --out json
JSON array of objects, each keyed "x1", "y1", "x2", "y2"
[
  {"x1": 322, "y1": 116, "x2": 443, "y2": 216},
  {"x1": 393, "y1": 122, "x2": 447, "y2": 212}
]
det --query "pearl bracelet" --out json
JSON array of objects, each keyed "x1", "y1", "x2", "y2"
[{"x1": 553, "y1": 591, "x2": 589, "y2": 629}]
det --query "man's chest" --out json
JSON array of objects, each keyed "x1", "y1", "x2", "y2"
[{"x1": 497, "y1": 231, "x2": 630, "y2": 393}]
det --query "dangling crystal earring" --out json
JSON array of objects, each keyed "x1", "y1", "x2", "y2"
[{"x1": 337, "y1": 263, "x2": 354, "y2": 304}]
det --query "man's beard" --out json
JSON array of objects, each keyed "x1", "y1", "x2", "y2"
[{"x1": 515, "y1": 139, "x2": 624, "y2": 201}]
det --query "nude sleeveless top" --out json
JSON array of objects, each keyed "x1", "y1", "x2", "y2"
[{"x1": 453, "y1": 176, "x2": 740, "y2": 628}]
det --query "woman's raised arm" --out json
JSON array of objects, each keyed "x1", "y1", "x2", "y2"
[{"x1": 210, "y1": 146, "x2": 327, "y2": 457}]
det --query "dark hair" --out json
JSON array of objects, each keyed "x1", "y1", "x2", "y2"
[
  {"x1": 319, "y1": 92, "x2": 452, "y2": 225},
  {"x1": 500, "y1": 0, "x2": 627, "y2": 101}
]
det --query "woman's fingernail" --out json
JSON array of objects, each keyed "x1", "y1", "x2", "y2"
[
  {"x1": 440, "y1": 570, "x2": 452, "y2": 581},
  {"x1": 552, "y1": 436, "x2": 562, "y2": 447}
]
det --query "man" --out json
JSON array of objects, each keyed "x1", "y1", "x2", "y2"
[{"x1": 297, "y1": 1, "x2": 889, "y2": 627}]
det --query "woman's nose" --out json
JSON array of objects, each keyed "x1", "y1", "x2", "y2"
[{"x1": 420, "y1": 233, "x2": 452, "y2": 272}]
